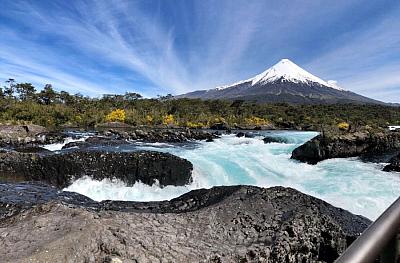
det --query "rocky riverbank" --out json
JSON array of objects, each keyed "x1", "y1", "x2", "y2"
[
  {"x1": 0, "y1": 124, "x2": 221, "y2": 151},
  {"x1": 99, "y1": 128, "x2": 220, "y2": 142},
  {"x1": 0, "y1": 182, "x2": 370, "y2": 263},
  {"x1": 0, "y1": 150, "x2": 193, "y2": 188},
  {"x1": 0, "y1": 124, "x2": 65, "y2": 147},
  {"x1": 291, "y1": 131, "x2": 400, "y2": 164},
  {"x1": 60, "y1": 128, "x2": 220, "y2": 150}
]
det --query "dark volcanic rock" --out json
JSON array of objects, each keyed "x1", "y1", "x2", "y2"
[
  {"x1": 0, "y1": 182, "x2": 97, "y2": 220},
  {"x1": 62, "y1": 136, "x2": 128, "y2": 150},
  {"x1": 61, "y1": 140, "x2": 87, "y2": 149},
  {"x1": 236, "y1": 132, "x2": 245, "y2": 137},
  {"x1": 13, "y1": 146, "x2": 53, "y2": 154},
  {"x1": 62, "y1": 129, "x2": 219, "y2": 150},
  {"x1": 0, "y1": 182, "x2": 370, "y2": 263},
  {"x1": 36, "y1": 131, "x2": 67, "y2": 145},
  {"x1": 263, "y1": 136, "x2": 289, "y2": 144},
  {"x1": 384, "y1": 153, "x2": 400, "y2": 172},
  {"x1": 99, "y1": 128, "x2": 219, "y2": 143},
  {"x1": 292, "y1": 131, "x2": 400, "y2": 164},
  {"x1": 210, "y1": 123, "x2": 230, "y2": 131},
  {"x1": 245, "y1": 132, "x2": 256, "y2": 138},
  {"x1": 0, "y1": 150, "x2": 193, "y2": 188}
]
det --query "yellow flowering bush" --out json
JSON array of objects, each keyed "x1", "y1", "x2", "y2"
[
  {"x1": 337, "y1": 122, "x2": 350, "y2": 131},
  {"x1": 163, "y1": 114, "x2": 175, "y2": 125},
  {"x1": 145, "y1": 114, "x2": 153, "y2": 125},
  {"x1": 245, "y1": 116, "x2": 269, "y2": 126},
  {"x1": 186, "y1": 121, "x2": 205, "y2": 129},
  {"x1": 105, "y1": 109, "x2": 126, "y2": 122}
]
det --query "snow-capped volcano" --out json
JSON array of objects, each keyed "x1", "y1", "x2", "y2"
[
  {"x1": 178, "y1": 58, "x2": 382, "y2": 105},
  {"x1": 216, "y1": 59, "x2": 343, "y2": 90}
]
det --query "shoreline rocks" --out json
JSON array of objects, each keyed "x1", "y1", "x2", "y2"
[
  {"x1": 0, "y1": 125, "x2": 220, "y2": 150},
  {"x1": 384, "y1": 153, "x2": 400, "y2": 172},
  {"x1": 291, "y1": 131, "x2": 400, "y2": 164},
  {"x1": 0, "y1": 150, "x2": 193, "y2": 188},
  {"x1": 0, "y1": 182, "x2": 370, "y2": 262},
  {"x1": 100, "y1": 128, "x2": 220, "y2": 143},
  {"x1": 0, "y1": 124, "x2": 66, "y2": 147}
]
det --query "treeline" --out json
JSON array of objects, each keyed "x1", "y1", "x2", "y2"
[{"x1": 1, "y1": 79, "x2": 399, "y2": 130}]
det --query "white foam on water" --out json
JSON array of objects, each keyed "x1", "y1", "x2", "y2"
[
  {"x1": 62, "y1": 131, "x2": 400, "y2": 220},
  {"x1": 42, "y1": 136, "x2": 88, "y2": 151},
  {"x1": 65, "y1": 168, "x2": 209, "y2": 202}
]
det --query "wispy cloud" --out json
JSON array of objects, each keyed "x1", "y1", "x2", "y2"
[
  {"x1": 0, "y1": 30, "x2": 110, "y2": 95},
  {"x1": 0, "y1": 0, "x2": 192, "y2": 95},
  {"x1": 305, "y1": 5, "x2": 400, "y2": 102}
]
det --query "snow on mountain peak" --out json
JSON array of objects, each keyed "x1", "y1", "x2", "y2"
[
  {"x1": 252, "y1": 59, "x2": 335, "y2": 87},
  {"x1": 216, "y1": 58, "x2": 344, "y2": 91}
]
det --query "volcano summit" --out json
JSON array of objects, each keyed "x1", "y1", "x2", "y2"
[{"x1": 178, "y1": 59, "x2": 382, "y2": 104}]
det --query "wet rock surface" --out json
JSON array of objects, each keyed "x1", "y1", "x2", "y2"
[
  {"x1": 236, "y1": 132, "x2": 259, "y2": 138},
  {"x1": 13, "y1": 146, "x2": 53, "y2": 154},
  {"x1": 384, "y1": 153, "x2": 400, "y2": 172},
  {"x1": 62, "y1": 136, "x2": 130, "y2": 150},
  {"x1": 0, "y1": 182, "x2": 370, "y2": 263},
  {"x1": 100, "y1": 128, "x2": 219, "y2": 143},
  {"x1": 263, "y1": 136, "x2": 289, "y2": 144},
  {"x1": 0, "y1": 150, "x2": 193, "y2": 188},
  {"x1": 291, "y1": 131, "x2": 400, "y2": 164}
]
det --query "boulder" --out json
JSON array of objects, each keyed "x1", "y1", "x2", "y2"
[
  {"x1": 0, "y1": 183, "x2": 370, "y2": 262},
  {"x1": 0, "y1": 124, "x2": 45, "y2": 145},
  {"x1": 292, "y1": 131, "x2": 400, "y2": 164},
  {"x1": 245, "y1": 132, "x2": 256, "y2": 138},
  {"x1": 236, "y1": 132, "x2": 245, "y2": 137},
  {"x1": 210, "y1": 123, "x2": 230, "y2": 131},
  {"x1": 383, "y1": 153, "x2": 400, "y2": 172},
  {"x1": 0, "y1": 124, "x2": 46, "y2": 138},
  {"x1": 263, "y1": 136, "x2": 288, "y2": 144},
  {"x1": 0, "y1": 124, "x2": 66, "y2": 147},
  {"x1": 0, "y1": 150, "x2": 193, "y2": 188}
]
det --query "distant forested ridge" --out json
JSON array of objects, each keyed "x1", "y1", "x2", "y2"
[{"x1": 0, "y1": 79, "x2": 399, "y2": 130}]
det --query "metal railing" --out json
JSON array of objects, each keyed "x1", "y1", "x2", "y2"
[{"x1": 335, "y1": 197, "x2": 400, "y2": 263}]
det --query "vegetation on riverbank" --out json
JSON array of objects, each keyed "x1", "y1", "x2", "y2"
[{"x1": 1, "y1": 79, "x2": 399, "y2": 131}]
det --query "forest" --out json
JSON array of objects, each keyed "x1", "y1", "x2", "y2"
[{"x1": 1, "y1": 79, "x2": 399, "y2": 131}]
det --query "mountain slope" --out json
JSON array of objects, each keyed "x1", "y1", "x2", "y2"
[{"x1": 178, "y1": 59, "x2": 383, "y2": 104}]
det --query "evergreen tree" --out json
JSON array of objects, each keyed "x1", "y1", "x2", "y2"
[
  {"x1": 4, "y1": 78, "x2": 16, "y2": 99},
  {"x1": 15, "y1": 83, "x2": 36, "y2": 101},
  {"x1": 38, "y1": 84, "x2": 57, "y2": 105}
]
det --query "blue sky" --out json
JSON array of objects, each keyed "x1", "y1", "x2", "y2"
[{"x1": 0, "y1": 0, "x2": 399, "y2": 102}]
